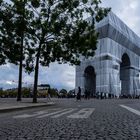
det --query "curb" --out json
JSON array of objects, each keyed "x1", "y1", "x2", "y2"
[{"x1": 0, "y1": 102, "x2": 55, "y2": 113}]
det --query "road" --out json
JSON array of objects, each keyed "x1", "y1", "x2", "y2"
[{"x1": 0, "y1": 98, "x2": 140, "y2": 140}]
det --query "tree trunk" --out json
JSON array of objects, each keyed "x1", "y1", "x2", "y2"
[
  {"x1": 17, "y1": 0, "x2": 25, "y2": 101},
  {"x1": 32, "y1": 44, "x2": 42, "y2": 103},
  {"x1": 17, "y1": 36, "x2": 23, "y2": 101}
]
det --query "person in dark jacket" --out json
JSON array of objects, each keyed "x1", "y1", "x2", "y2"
[
  {"x1": 84, "y1": 89, "x2": 88, "y2": 99},
  {"x1": 76, "y1": 87, "x2": 81, "y2": 101}
]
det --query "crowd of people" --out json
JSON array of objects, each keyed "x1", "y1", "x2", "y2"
[{"x1": 76, "y1": 87, "x2": 140, "y2": 100}]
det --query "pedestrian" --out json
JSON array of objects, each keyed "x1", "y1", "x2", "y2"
[
  {"x1": 76, "y1": 87, "x2": 81, "y2": 101},
  {"x1": 84, "y1": 89, "x2": 88, "y2": 99},
  {"x1": 47, "y1": 87, "x2": 51, "y2": 101},
  {"x1": 87, "y1": 90, "x2": 90, "y2": 100},
  {"x1": 101, "y1": 92, "x2": 103, "y2": 99}
]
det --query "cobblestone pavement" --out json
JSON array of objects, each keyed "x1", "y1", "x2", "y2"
[{"x1": 0, "y1": 99, "x2": 140, "y2": 140}]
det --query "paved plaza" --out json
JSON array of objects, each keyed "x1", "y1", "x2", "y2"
[{"x1": 0, "y1": 98, "x2": 140, "y2": 140}]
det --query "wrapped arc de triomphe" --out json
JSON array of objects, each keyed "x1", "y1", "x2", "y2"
[{"x1": 75, "y1": 12, "x2": 140, "y2": 97}]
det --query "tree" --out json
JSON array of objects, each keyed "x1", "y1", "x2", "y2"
[
  {"x1": 59, "y1": 89, "x2": 68, "y2": 98},
  {"x1": 26, "y1": 0, "x2": 110, "y2": 103},
  {"x1": 49, "y1": 88, "x2": 58, "y2": 97},
  {"x1": 0, "y1": 0, "x2": 9, "y2": 65},
  {"x1": 0, "y1": 0, "x2": 34, "y2": 101}
]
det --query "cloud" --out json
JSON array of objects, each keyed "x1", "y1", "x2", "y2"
[
  {"x1": 101, "y1": 0, "x2": 140, "y2": 36},
  {"x1": 0, "y1": 62, "x2": 75, "y2": 90},
  {"x1": 39, "y1": 63, "x2": 75, "y2": 90}
]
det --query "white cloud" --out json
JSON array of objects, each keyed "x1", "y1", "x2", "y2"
[
  {"x1": 6, "y1": 81, "x2": 16, "y2": 85},
  {"x1": 23, "y1": 75, "x2": 34, "y2": 84},
  {"x1": 41, "y1": 63, "x2": 75, "y2": 90}
]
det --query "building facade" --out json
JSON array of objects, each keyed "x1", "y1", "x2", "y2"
[{"x1": 75, "y1": 12, "x2": 140, "y2": 97}]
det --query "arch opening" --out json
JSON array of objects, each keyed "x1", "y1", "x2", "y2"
[
  {"x1": 120, "y1": 53, "x2": 131, "y2": 96},
  {"x1": 84, "y1": 66, "x2": 96, "y2": 97}
]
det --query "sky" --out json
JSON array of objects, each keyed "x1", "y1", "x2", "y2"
[{"x1": 1, "y1": 0, "x2": 140, "y2": 90}]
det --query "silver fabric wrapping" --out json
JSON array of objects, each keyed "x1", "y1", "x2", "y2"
[{"x1": 76, "y1": 12, "x2": 140, "y2": 97}]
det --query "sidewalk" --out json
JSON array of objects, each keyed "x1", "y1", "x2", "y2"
[{"x1": 0, "y1": 98, "x2": 55, "y2": 113}]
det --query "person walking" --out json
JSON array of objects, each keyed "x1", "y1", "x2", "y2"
[
  {"x1": 87, "y1": 90, "x2": 90, "y2": 100},
  {"x1": 76, "y1": 87, "x2": 81, "y2": 101},
  {"x1": 84, "y1": 89, "x2": 88, "y2": 99},
  {"x1": 47, "y1": 87, "x2": 51, "y2": 101}
]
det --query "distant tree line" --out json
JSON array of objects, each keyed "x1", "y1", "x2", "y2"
[{"x1": 0, "y1": 87, "x2": 75, "y2": 98}]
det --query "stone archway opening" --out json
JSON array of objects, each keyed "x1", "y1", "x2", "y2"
[
  {"x1": 84, "y1": 66, "x2": 96, "y2": 97},
  {"x1": 120, "y1": 53, "x2": 131, "y2": 97}
]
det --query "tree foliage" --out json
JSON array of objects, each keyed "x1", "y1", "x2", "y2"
[
  {"x1": 0, "y1": 0, "x2": 36, "y2": 101},
  {"x1": 27, "y1": 0, "x2": 110, "y2": 66},
  {"x1": 0, "y1": 0, "x2": 35, "y2": 69}
]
